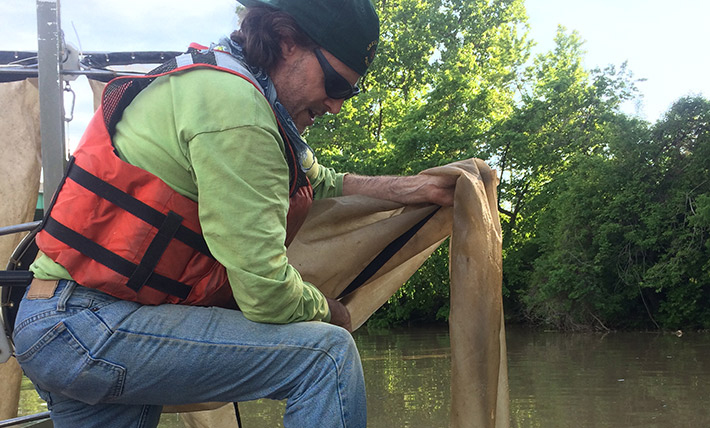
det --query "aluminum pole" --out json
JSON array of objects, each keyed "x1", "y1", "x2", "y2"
[{"x1": 36, "y1": 0, "x2": 66, "y2": 208}]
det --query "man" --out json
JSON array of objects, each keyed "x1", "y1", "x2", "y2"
[{"x1": 12, "y1": 0, "x2": 456, "y2": 427}]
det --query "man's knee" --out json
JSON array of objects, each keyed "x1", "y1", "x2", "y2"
[{"x1": 311, "y1": 323, "x2": 358, "y2": 356}]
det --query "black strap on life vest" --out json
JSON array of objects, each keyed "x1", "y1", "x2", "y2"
[
  {"x1": 124, "y1": 211, "x2": 185, "y2": 293},
  {"x1": 40, "y1": 158, "x2": 215, "y2": 300},
  {"x1": 41, "y1": 50, "x2": 308, "y2": 301},
  {"x1": 337, "y1": 207, "x2": 441, "y2": 300},
  {"x1": 67, "y1": 161, "x2": 213, "y2": 257},
  {"x1": 43, "y1": 217, "x2": 192, "y2": 299}
]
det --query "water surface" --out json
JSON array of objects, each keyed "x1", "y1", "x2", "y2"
[{"x1": 18, "y1": 326, "x2": 710, "y2": 427}]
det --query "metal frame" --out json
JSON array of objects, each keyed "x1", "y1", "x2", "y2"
[
  {"x1": 0, "y1": 0, "x2": 177, "y2": 428},
  {"x1": 2, "y1": 2, "x2": 182, "y2": 201},
  {"x1": 1, "y1": 224, "x2": 40, "y2": 361},
  {"x1": 0, "y1": 2, "x2": 185, "y2": 425},
  {"x1": 0, "y1": 0, "x2": 64, "y2": 367},
  {"x1": 0, "y1": 6, "x2": 62, "y2": 426},
  {"x1": 36, "y1": 0, "x2": 67, "y2": 206},
  {"x1": 0, "y1": 412, "x2": 52, "y2": 428},
  {"x1": 0, "y1": 51, "x2": 182, "y2": 83}
]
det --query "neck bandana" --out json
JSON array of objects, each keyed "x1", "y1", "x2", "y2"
[{"x1": 214, "y1": 37, "x2": 316, "y2": 173}]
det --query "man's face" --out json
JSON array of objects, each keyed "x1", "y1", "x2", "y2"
[{"x1": 271, "y1": 45, "x2": 360, "y2": 134}]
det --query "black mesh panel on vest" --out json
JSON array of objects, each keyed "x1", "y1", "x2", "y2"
[
  {"x1": 102, "y1": 58, "x2": 181, "y2": 136},
  {"x1": 101, "y1": 53, "x2": 222, "y2": 136},
  {"x1": 190, "y1": 51, "x2": 217, "y2": 66},
  {"x1": 103, "y1": 77, "x2": 154, "y2": 137}
]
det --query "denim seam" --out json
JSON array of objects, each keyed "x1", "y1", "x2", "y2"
[
  {"x1": 137, "y1": 404, "x2": 153, "y2": 427},
  {"x1": 13, "y1": 309, "x2": 79, "y2": 337},
  {"x1": 56, "y1": 281, "x2": 77, "y2": 312},
  {"x1": 63, "y1": 325, "x2": 127, "y2": 399},
  {"x1": 284, "y1": 344, "x2": 349, "y2": 428},
  {"x1": 112, "y1": 327, "x2": 336, "y2": 349},
  {"x1": 116, "y1": 329, "x2": 348, "y2": 387},
  {"x1": 109, "y1": 328, "x2": 350, "y2": 422},
  {"x1": 88, "y1": 305, "x2": 117, "y2": 334},
  {"x1": 15, "y1": 321, "x2": 67, "y2": 362},
  {"x1": 310, "y1": 346, "x2": 347, "y2": 428}
]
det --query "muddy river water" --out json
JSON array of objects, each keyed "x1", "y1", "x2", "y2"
[{"x1": 19, "y1": 325, "x2": 710, "y2": 427}]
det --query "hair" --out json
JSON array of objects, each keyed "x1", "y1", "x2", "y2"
[{"x1": 230, "y1": 6, "x2": 318, "y2": 73}]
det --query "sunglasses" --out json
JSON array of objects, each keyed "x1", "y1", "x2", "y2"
[{"x1": 313, "y1": 48, "x2": 360, "y2": 100}]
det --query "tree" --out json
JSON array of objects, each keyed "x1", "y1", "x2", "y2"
[
  {"x1": 637, "y1": 97, "x2": 710, "y2": 328},
  {"x1": 306, "y1": 0, "x2": 530, "y2": 175},
  {"x1": 302, "y1": 3, "x2": 710, "y2": 330},
  {"x1": 516, "y1": 97, "x2": 710, "y2": 330},
  {"x1": 490, "y1": 28, "x2": 638, "y2": 237},
  {"x1": 304, "y1": 0, "x2": 531, "y2": 326},
  {"x1": 486, "y1": 28, "x2": 641, "y2": 325}
]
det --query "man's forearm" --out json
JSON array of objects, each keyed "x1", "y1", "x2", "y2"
[{"x1": 342, "y1": 173, "x2": 456, "y2": 206}]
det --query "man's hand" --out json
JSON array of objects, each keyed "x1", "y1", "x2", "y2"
[{"x1": 326, "y1": 297, "x2": 352, "y2": 332}]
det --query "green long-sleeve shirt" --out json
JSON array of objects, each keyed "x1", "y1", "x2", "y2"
[{"x1": 31, "y1": 68, "x2": 344, "y2": 324}]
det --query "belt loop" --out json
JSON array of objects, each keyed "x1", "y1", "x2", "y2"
[{"x1": 56, "y1": 281, "x2": 77, "y2": 312}]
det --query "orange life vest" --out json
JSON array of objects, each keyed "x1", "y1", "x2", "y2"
[{"x1": 36, "y1": 50, "x2": 313, "y2": 307}]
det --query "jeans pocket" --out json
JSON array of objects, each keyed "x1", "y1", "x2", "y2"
[{"x1": 15, "y1": 321, "x2": 126, "y2": 405}]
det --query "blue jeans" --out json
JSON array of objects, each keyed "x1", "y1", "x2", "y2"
[{"x1": 13, "y1": 280, "x2": 366, "y2": 427}]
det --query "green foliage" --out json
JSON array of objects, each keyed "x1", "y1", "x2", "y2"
[
  {"x1": 490, "y1": 28, "x2": 639, "y2": 238},
  {"x1": 513, "y1": 98, "x2": 710, "y2": 330},
  {"x1": 303, "y1": 0, "x2": 531, "y2": 327},
  {"x1": 306, "y1": 0, "x2": 530, "y2": 175},
  {"x1": 368, "y1": 242, "x2": 451, "y2": 327},
  {"x1": 297, "y1": 2, "x2": 710, "y2": 330},
  {"x1": 387, "y1": 0, "x2": 530, "y2": 174},
  {"x1": 638, "y1": 97, "x2": 710, "y2": 328}
]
